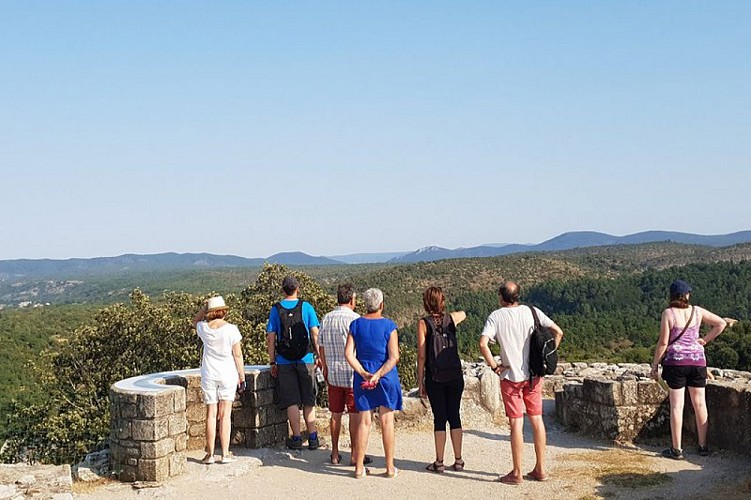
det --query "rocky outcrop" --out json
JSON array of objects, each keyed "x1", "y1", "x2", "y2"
[{"x1": 0, "y1": 464, "x2": 72, "y2": 499}]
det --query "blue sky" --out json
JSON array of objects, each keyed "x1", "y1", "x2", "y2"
[{"x1": 1, "y1": 1, "x2": 749, "y2": 260}]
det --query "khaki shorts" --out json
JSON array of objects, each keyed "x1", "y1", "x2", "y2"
[{"x1": 276, "y1": 363, "x2": 317, "y2": 409}]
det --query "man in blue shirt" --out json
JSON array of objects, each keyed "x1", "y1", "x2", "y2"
[{"x1": 266, "y1": 276, "x2": 322, "y2": 450}]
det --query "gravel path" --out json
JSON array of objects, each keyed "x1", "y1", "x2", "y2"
[{"x1": 76, "y1": 401, "x2": 751, "y2": 499}]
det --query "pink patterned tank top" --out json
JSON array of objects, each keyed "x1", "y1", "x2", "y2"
[{"x1": 663, "y1": 307, "x2": 705, "y2": 366}]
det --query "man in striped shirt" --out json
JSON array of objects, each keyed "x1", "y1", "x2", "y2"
[{"x1": 319, "y1": 283, "x2": 369, "y2": 466}]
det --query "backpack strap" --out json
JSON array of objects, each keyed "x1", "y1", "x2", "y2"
[{"x1": 528, "y1": 305, "x2": 541, "y2": 329}]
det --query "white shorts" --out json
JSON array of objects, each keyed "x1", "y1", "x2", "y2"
[{"x1": 201, "y1": 378, "x2": 237, "y2": 404}]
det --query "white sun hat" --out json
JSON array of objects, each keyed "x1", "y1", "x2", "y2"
[{"x1": 206, "y1": 296, "x2": 228, "y2": 312}]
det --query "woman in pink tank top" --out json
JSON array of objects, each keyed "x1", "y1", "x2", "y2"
[{"x1": 650, "y1": 280, "x2": 727, "y2": 460}]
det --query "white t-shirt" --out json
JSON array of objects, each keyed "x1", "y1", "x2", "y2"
[
  {"x1": 481, "y1": 305, "x2": 555, "y2": 383},
  {"x1": 197, "y1": 321, "x2": 242, "y2": 383}
]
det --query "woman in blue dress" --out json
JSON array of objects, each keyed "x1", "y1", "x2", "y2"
[{"x1": 345, "y1": 288, "x2": 403, "y2": 479}]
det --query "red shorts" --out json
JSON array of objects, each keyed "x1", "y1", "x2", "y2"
[
  {"x1": 500, "y1": 378, "x2": 543, "y2": 418},
  {"x1": 328, "y1": 384, "x2": 356, "y2": 414}
]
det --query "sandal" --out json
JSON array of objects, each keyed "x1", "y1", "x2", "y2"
[
  {"x1": 387, "y1": 467, "x2": 400, "y2": 479},
  {"x1": 201, "y1": 454, "x2": 215, "y2": 465},
  {"x1": 348, "y1": 455, "x2": 373, "y2": 466},
  {"x1": 354, "y1": 468, "x2": 371, "y2": 479},
  {"x1": 425, "y1": 460, "x2": 445, "y2": 473},
  {"x1": 451, "y1": 458, "x2": 464, "y2": 471},
  {"x1": 330, "y1": 453, "x2": 341, "y2": 465}
]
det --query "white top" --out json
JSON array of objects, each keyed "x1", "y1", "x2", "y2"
[
  {"x1": 196, "y1": 321, "x2": 242, "y2": 383},
  {"x1": 319, "y1": 306, "x2": 360, "y2": 387},
  {"x1": 481, "y1": 305, "x2": 555, "y2": 382}
]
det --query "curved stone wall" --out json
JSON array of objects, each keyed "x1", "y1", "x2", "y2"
[{"x1": 110, "y1": 366, "x2": 286, "y2": 482}]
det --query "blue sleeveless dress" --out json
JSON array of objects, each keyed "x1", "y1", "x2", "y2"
[{"x1": 350, "y1": 317, "x2": 403, "y2": 411}]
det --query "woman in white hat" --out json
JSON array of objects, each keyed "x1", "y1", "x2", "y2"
[{"x1": 192, "y1": 296, "x2": 245, "y2": 464}]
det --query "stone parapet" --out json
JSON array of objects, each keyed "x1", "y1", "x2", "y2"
[
  {"x1": 110, "y1": 366, "x2": 285, "y2": 482},
  {"x1": 553, "y1": 362, "x2": 751, "y2": 455}
]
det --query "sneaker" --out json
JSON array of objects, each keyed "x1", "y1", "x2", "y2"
[
  {"x1": 219, "y1": 454, "x2": 236, "y2": 464},
  {"x1": 698, "y1": 445, "x2": 710, "y2": 456},
  {"x1": 308, "y1": 436, "x2": 320, "y2": 450},
  {"x1": 285, "y1": 437, "x2": 303, "y2": 450},
  {"x1": 662, "y1": 447, "x2": 684, "y2": 460}
]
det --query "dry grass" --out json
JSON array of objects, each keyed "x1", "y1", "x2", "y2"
[
  {"x1": 71, "y1": 476, "x2": 118, "y2": 494},
  {"x1": 556, "y1": 448, "x2": 672, "y2": 491}
]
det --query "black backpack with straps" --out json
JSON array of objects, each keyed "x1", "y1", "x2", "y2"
[
  {"x1": 528, "y1": 305, "x2": 558, "y2": 381},
  {"x1": 424, "y1": 314, "x2": 463, "y2": 383},
  {"x1": 275, "y1": 301, "x2": 311, "y2": 361}
]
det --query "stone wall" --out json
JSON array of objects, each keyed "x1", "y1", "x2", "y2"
[
  {"x1": 110, "y1": 366, "x2": 285, "y2": 482},
  {"x1": 553, "y1": 362, "x2": 751, "y2": 455}
]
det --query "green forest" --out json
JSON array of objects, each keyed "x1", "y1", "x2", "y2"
[{"x1": 1, "y1": 243, "x2": 749, "y2": 464}]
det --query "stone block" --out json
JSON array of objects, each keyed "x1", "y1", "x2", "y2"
[
  {"x1": 563, "y1": 381, "x2": 583, "y2": 399},
  {"x1": 169, "y1": 452, "x2": 186, "y2": 477},
  {"x1": 131, "y1": 418, "x2": 169, "y2": 441},
  {"x1": 231, "y1": 429, "x2": 246, "y2": 446},
  {"x1": 186, "y1": 403, "x2": 205, "y2": 422},
  {"x1": 246, "y1": 425, "x2": 276, "y2": 448},
  {"x1": 115, "y1": 421, "x2": 131, "y2": 440},
  {"x1": 274, "y1": 422, "x2": 289, "y2": 441},
  {"x1": 173, "y1": 389, "x2": 187, "y2": 412},
  {"x1": 479, "y1": 367, "x2": 501, "y2": 414},
  {"x1": 168, "y1": 414, "x2": 187, "y2": 436},
  {"x1": 187, "y1": 437, "x2": 204, "y2": 450},
  {"x1": 118, "y1": 466, "x2": 137, "y2": 483},
  {"x1": 248, "y1": 369, "x2": 274, "y2": 392},
  {"x1": 620, "y1": 380, "x2": 638, "y2": 406},
  {"x1": 462, "y1": 375, "x2": 480, "y2": 399},
  {"x1": 187, "y1": 387, "x2": 203, "y2": 403},
  {"x1": 175, "y1": 434, "x2": 187, "y2": 452},
  {"x1": 137, "y1": 457, "x2": 170, "y2": 482},
  {"x1": 637, "y1": 381, "x2": 667, "y2": 405},
  {"x1": 124, "y1": 445, "x2": 140, "y2": 459},
  {"x1": 138, "y1": 393, "x2": 175, "y2": 419},
  {"x1": 140, "y1": 438, "x2": 175, "y2": 459},
  {"x1": 121, "y1": 404, "x2": 137, "y2": 420},
  {"x1": 232, "y1": 409, "x2": 253, "y2": 429},
  {"x1": 582, "y1": 379, "x2": 621, "y2": 405},
  {"x1": 189, "y1": 423, "x2": 205, "y2": 438},
  {"x1": 247, "y1": 389, "x2": 275, "y2": 408},
  {"x1": 187, "y1": 375, "x2": 202, "y2": 388},
  {"x1": 112, "y1": 390, "x2": 138, "y2": 406}
]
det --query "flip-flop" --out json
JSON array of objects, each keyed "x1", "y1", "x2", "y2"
[
  {"x1": 498, "y1": 472, "x2": 522, "y2": 485},
  {"x1": 526, "y1": 469, "x2": 548, "y2": 482},
  {"x1": 330, "y1": 454, "x2": 341, "y2": 465},
  {"x1": 387, "y1": 467, "x2": 399, "y2": 479}
]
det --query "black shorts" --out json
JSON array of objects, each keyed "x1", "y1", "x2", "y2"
[
  {"x1": 276, "y1": 363, "x2": 317, "y2": 409},
  {"x1": 661, "y1": 365, "x2": 707, "y2": 389}
]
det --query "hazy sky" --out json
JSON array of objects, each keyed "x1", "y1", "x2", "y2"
[{"x1": 1, "y1": 1, "x2": 749, "y2": 260}]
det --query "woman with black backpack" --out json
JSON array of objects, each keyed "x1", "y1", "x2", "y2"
[{"x1": 417, "y1": 287, "x2": 467, "y2": 473}]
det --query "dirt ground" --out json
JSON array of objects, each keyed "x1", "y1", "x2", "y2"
[{"x1": 76, "y1": 401, "x2": 751, "y2": 499}]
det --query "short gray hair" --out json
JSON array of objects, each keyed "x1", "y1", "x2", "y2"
[{"x1": 362, "y1": 288, "x2": 384, "y2": 313}]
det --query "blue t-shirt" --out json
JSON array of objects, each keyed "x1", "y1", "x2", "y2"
[{"x1": 267, "y1": 299, "x2": 320, "y2": 365}]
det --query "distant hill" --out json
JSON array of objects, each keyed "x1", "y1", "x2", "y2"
[
  {"x1": 390, "y1": 230, "x2": 751, "y2": 263},
  {"x1": 328, "y1": 251, "x2": 409, "y2": 264},
  {"x1": 0, "y1": 253, "x2": 265, "y2": 278},
  {"x1": 265, "y1": 252, "x2": 343, "y2": 266}
]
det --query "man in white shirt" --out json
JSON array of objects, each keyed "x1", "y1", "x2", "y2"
[{"x1": 479, "y1": 281, "x2": 563, "y2": 485}]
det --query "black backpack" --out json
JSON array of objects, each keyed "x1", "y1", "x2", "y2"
[
  {"x1": 275, "y1": 301, "x2": 310, "y2": 361},
  {"x1": 527, "y1": 305, "x2": 558, "y2": 381},
  {"x1": 424, "y1": 314, "x2": 463, "y2": 383}
]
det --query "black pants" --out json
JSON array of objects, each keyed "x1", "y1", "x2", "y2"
[{"x1": 425, "y1": 376, "x2": 464, "y2": 432}]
